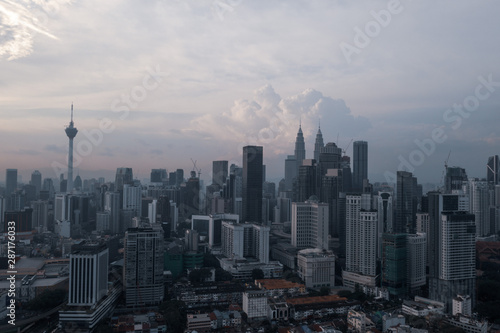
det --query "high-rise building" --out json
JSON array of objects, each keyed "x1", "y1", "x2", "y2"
[
  {"x1": 31, "y1": 200, "x2": 48, "y2": 232},
  {"x1": 284, "y1": 155, "x2": 297, "y2": 192},
  {"x1": 213, "y1": 160, "x2": 228, "y2": 188},
  {"x1": 150, "y1": 169, "x2": 167, "y2": 183},
  {"x1": 176, "y1": 169, "x2": 184, "y2": 187},
  {"x1": 382, "y1": 233, "x2": 407, "y2": 296},
  {"x1": 468, "y1": 178, "x2": 490, "y2": 236},
  {"x1": 294, "y1": 124, "x2": 306, "y2": 173},
  {"x1": 297, "y1": 248, "x2": 336, "y2": 289},
  {"x1": 65, "y1": 104, "x2": 78, "y2": 193},
  {"x1": 5, "y1": 168, "x2": 17, "y2": 196},
  {"x1": 353, "y1": 141, "x2": 368, "y2": 191},
  {"x1": 115, "y1": 167, "x2": 133, "y2": 192},
  {"x1": 343, "y1": 193, "x2": 378, "y2": 291},
  {"x1": 221, "y1": 222, "x2": 269, "y2": 263},
  {"x1": 30, "y1": 170, "x2": 42, "y2": 198},
  {"x1": 313, "y1": 125, "x2": 324, "y2": 162},
  {"x1": 407, "y1": 233, "x2": 427, "y2": 293},
  {"x1": 124, "y1": 226, "x2": 164, "y2": 307},
  {"x1": 320, "y1": 169, "x2": 344, "y2": 237},
  {"x1": 68, "y1": 242, "x2": 109, "y2": 306},
  {"x1": 445, "y1": 167, "x2": 468, "y2": 194},
  {"x1": 123, "y1": 184, "x2": 142, "y2": 217},
  {"x1": 429, "y1": 211, "x2": 476, "y2": 312},
  {"x1": 242, "y1": 146, "x2": 263, "y2": 223},
  {"x1": 104, "y1": 191, "x2": 121, "y2": 233},
  {"x1": 180, "y1": 171, "x2": 200, "y2": 219},
  {"x1": 296, "y1": 159, "x2": 317, "y2": 202},
  {"x1": 396, "y1": 171, "x2": 418, "y2": 234},
  {"x1": 487, "y1": 155, "x2": 499, "y2": 185},
  {"x1": 291, "y1": 199, "x2": 329, "y2": 250}
]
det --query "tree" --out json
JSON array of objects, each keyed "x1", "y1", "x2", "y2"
[
  {"x1": 188, "y1": 268, "x2": 212, "y2": 283},
  {"x1": 319, "y1": 286, "x2": 330, "y2": 296},
  {"x1": 159, "y1": 300, "x2": 187, "y2": 333},
  {"x1": 215, "y1": 268, "x2": 233, "y2": 281},
  {"x1": 252, "y1": 268, "x2": 265, "y2": 280}
]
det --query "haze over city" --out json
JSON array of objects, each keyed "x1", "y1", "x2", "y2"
[{"x1": 1, "y1": 0, "x2": 500, "y2": 183}]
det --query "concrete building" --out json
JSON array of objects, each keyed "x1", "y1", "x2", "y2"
[
  {"x1": 243, "y1": 290, "x2": 268, "y2": 320},
  {"x1": 297, "y1": 248, "x2": 336, "y2": 289},
  {"x1": 407, "y1": 233, "x2": 426, "y2": 292},
  {"x1": 124, "y1": 226, "x2": 164, "y2": 307},
  {"x1": 453, "y1": 295, "x2": 472, "y2": 316},
  {"x1": 291, "y1": 199, "x2": 329, "y2": 250},
  {"x1": 221, "y1": 221, "x2": 269, "y2": 263}
]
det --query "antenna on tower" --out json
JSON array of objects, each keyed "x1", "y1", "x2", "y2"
[{"x1": 71, "y1": 103, "x2": 74, "y2": 123}]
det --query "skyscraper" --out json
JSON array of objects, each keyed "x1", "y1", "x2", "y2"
[
  {"x1": 115, "y1": 167, "x2": 133, "y2": 192},
  {"x1": 487, "y1": 155, "x2": 500, "y2": 184},
  {"x1": 212, "y1": 160, "x2": 228, "y2": 188},
  {"x1": 382, "y1": 233, "x2": 407, "y2": 296},
  {"x1": 124, "y1": 226, "x2": 164, "y2": 307},
  {"x1": 65, "y1": 104, "x2": 78, "y2": 193},
  {"x1": 430, "y1": 211, "x2": 476, "y2": 312},
  {"x1": 242, "y1": 145, "x2": 263, "y2": 223},
  {"x1": 353, "y1": 141, "x2": 368, "y2": 191},
  {"x1": 314, "y1": 124, "x2": 324, "y2": 162},
  {"x1": 445, "y1": 167, "x2": 468, "y2": 194},
  {"x1": 291, "y1": 199, "x2": 329, "y2": 250},
  {"x1": 68, "y1": 241, "x2": 109, "y2": 306},
  {"x1": 396, "y1": 171, "x2": 418, "y2": 234},
  {"x1": 30, "y1": 170, "x2": 42, "y2": 198},
  {"x1": 294, "y1": 123, "x2": 306, "y2": 172},
  {"x1": 5, "y1": 168, "x2": 17, "y2": 196}
]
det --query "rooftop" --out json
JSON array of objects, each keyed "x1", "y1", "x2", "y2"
[
  {"x1": 287, "y1": 295, "x2": 348, "y2": 305},
  {"x1": 256, "y1": 279, "x2": 304, "y2": 290}
]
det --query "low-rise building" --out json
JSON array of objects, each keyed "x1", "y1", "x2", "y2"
[
  {"x1": 347, "y1": 310, "x2": 375, "y2": 332},
  {"x1": 255, "y1": 278, "x2": 305, "y2": 297},
  {"x1": 187, "y1": 313, "x2": 211, "y2": 333},
  {"x1": 243, "y1": 290, "x2": 268, "y2": 320},
  {"x1": 286, "y1": 295, "x2": 359, "y2": 321},
  {"x1": 446, "y1": 315, "x2": 487, "y2": 333},
  {"x1": 297, "y1": 248, "x2": 335, "y2": 289},
  {"x1": 402, "y1": 296, "x2": 444, "y2": 317}
]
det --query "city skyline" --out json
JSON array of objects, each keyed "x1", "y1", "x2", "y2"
[{"x1": 1, "y1": 1, "x2": 500, "y2": 184}]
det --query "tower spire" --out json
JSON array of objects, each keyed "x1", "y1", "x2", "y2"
[{"x1": 71, "y1": 102, "x2": 74, "y2": 123}]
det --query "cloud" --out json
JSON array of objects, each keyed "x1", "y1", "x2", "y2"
[
  {"x1": 189, "y1": 84, "x2": 371, "y2": 156},
  {"x1": 45, "y1": 144, "x2": 65, "y2": 154}
]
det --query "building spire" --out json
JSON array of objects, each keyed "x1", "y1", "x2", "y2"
[{"x1": 71, "y1": 102, "x2": 74, "y2": 123}]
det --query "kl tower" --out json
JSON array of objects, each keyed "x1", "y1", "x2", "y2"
[{"x1": 65, "y1": 104, "x2": 78, "y2": 193}]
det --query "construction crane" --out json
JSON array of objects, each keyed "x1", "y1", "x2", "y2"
[
  {"x1": 343, "y1": 139, "x2": 354, "y2": 156},
  {"x1": 190, "y1": 158, "x2": 201, "y2": 178}
]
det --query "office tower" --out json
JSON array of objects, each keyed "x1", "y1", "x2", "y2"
[
  {"x1": 115, "y1": 167, "x2": 133, "y2": 192},
  {"x1": 352, "y1": 141, "x2": 368, "y2": 191},
  {"x1": 396, "y1": 171, "x2": 418, "y2": 234},
  {"x1": 30, "y1": 170, "x2": 42, "y2": 198},
  {"x1": 429, "y1": 212, "x2": 476, "y2": 312},
  {"x1": 294, "y1": 124, "x2": 306, "y2": 173},
  {"x1": 468, "y1": 178, "x2": 490, "y2": 236},
  {"x1": 318, "y1": 143, "x2": 342, "y2": 179},
  {"x1": 176, "y1": 169, "x2": 184, "y2": 187},
  {"x1": 487, "y1": 155, "x2": 500, "y2": 185},
  {"x1": 377, "y1": 192, "x2": 393, "y2": 233},
  {"x1": 31, "y1": 200, "x2": 48, "y2": 232},
  {"x1": 123, "y1": 184, "x2": 142, "y2": 217},
  {"x1": 105, "y1": 191, "x2": 121, "y2": 233},
  {"x1": 3, "y1": 209, "x2": 33, "y2": 235},
  {"x1": 0, "y1": 197, "x2": 5, "y2": 228},
  {"x1": 124, "y1": 226, "x2": 164, "y2": 307},
  {"x1": 73, "y1": 175, "x2": 82, "y2": 190},
  {"x1": 427, "y1": 193, "x2": 468, "y2": 278},
  {"x1": 313, "y1": 124, "x2": 324, "y2": 162},
  {"x1": 148, "y1": 199, "x2": 157, "y2": 224},
  {"x1": 296, "y1": 159, "x2": 317, "y2": 202},
  {"x1": 297, "y1": 248, "x2": 335, "y2": 289},
  {"x1": 275, "y1": 197, "x2": 291, "y2": 223},
  {"x1": 221, "y1": 222, "x2": 270, "y2": 263},
  {"x1": 284, "y1": 155, "x2": 297, "y2": 192},
  {"x1": 180, "y1": 171, "x2": 200, "y2": 219},
  {"x1": 168, "y1": 171, "x2": 176, "y2": 186},
  {"x1": 68, "y1": 242, "x2": 109, "y2": 306},
  {"x1": 5, "y1": 168, "x2": 17, "y2": 196},
  {"x1": 65, "y1": 104, "x2": 78, "y2": 193},
  {"x1": 382, "y1": 233, "x2": 407, "y2": 296},
  {"x1": 343, "y1": 193, "x2": 378, "y2": 290},
  {"x1": 345, "y1": 193, "x2": 377, "y2": 276},
  {"x1": 291, "y1": 199, "x2": 329, "y2": 250},
  {"x1": 321, "y1": 169, "x2": 344, "y2": 237},
  {"x1": 407, "y1": 233, "x2": 426, "y2": 293},
  {"x1": 340, "y1": 155, "x2": 353, "y2": 193},
  {"x1": 445, "y1": 167, "x2": 468, "y2": 194},
  {"x1": 96, "y1": 211, "x2": 111, "y2": 231},
  {"x1": 150, "y1": 169, "x2": 167, "y2": 183},
  {"x1": 213, "y1": 160, "x2": 228, "y2": 188},
  {"x1": 242, "y1": 145, "x2": 263, "y2": 223}
]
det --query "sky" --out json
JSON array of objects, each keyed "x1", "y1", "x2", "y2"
[{"x1": 1, "y1": 0, "x2": 500, "y2": 185}]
